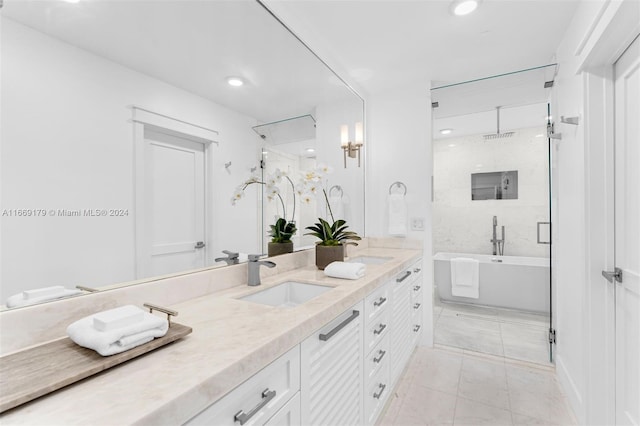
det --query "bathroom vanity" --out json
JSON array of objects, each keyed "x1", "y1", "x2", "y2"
[{"x1": 0, "y1": 239, "x2": 425, "y2": 425}]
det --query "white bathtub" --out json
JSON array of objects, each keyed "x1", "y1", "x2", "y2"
[{"x1": 434, "y1": 252, "x2": 550, "y2": 314}]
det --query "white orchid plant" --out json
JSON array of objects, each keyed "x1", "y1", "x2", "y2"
[
  {"x1": 232, "y1": 168, "x2": 297, "y2": 243},
  {"x1": 298, "y1": 164, "x2": 361, "y2": 247}
]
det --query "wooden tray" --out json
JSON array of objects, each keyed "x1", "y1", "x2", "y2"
[{"x1": 0, "y1": 323, "x2": 192, "y2": 413}]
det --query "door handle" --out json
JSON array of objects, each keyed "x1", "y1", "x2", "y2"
[
  {"x1": 194, "y1": 241, "x2": 206, "y2": 249},
  {"x1": 602, "y1": 267, "x2": 623, "y2": 283},
  {"x1": 396, "y1": 271, "x2": 412, "y2": 283}
]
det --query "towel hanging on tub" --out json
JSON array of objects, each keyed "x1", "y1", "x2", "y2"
[{"x1": 450, "y1": 257, "x2": 480, "y2": 299}]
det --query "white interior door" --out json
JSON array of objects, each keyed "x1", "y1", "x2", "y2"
[
  {"x1": 140, "y1": 128, "x2": 206, "y2": 277},
  {"x1": 613, "y1": 35, "x2": 640, "y2": 426}
]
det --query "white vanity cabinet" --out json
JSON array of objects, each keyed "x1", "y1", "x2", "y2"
[
  {"x1": 186, "y1": 346, "x2": 300, "y2": 426},
  {"x1": 300, "y1": 301, "x2": 365, "y2": 425}
]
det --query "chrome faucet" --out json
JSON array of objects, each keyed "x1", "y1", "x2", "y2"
[
  {"x1": 247, "y1": 254, "x2": 276, "y2": 286},
  {"x1": 490, "y1": 216, "x2": 505, "y2": 256},
  {"x1": 215, "y1": 250, "x2": 240, "y2": 265}
]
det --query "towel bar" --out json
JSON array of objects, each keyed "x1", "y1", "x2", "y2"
[{"x1": 389, "y1": 181, "x2": 407, "y2": 195}]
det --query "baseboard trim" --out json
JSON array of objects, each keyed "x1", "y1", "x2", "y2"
[{"x1": 555, "y1": 354, "x2": 585, "y2": 424}]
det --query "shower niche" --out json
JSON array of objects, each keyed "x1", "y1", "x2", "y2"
[{"x1": 471, "y1": 170, "x2": 518, "y2": 200}]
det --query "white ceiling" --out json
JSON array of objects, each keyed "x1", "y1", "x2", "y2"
[
  {"x1": 264, "y1": 0, "x2": 579, "y2": 94},
  {"x1": 2, "y1": 0, "x2": 361, "y2": 123}
]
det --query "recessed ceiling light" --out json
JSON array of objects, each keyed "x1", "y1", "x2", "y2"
[
  {"x1": 63, "y1": 0, "x2": 81, "y2": 3},
  {"x1": 451, "y1": 0, "x2": 479, "y2": 16},
  {"x1": 448, "y1": 144, "x2": 456, "y2": 147},
  {"x1": 440, "y1": 129, "x2": 453, "y2": 135},
  {"x1": 306, "y1": 148, "x2": 315, "y2": 153},
  {"x1": 476, "y1": 164, "x2": 483, "y2": 168},
  {"x1": 226, "y1": 77, "x2": 244, "y2": 87},
  {"x1": 535, "y1": 134, "x2": 544, "y2": 138}
]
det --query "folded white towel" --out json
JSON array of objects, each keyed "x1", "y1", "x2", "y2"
[
  {"x1": 5, "y1": 286, "x2": 82, "y2": 308},
  {"x1": 388, "y1": 194, "x2": 407, "y2": 236},
  {"x1": 324, "y1": 261, "x2": 366, "y2": 280},
  {"x1": 67, "y1": 305, "x2": 168, "y2": 356},
  {"x1": 450, "y1": 257, "x2": 479, "y2": 299}
]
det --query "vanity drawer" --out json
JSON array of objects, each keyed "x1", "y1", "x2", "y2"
[
  {"x1": 364, "y1": 282, "x2": 390, "y2": 325},
  {"x1": 365, "y1": 334, "x2": 389, "y2": 384},
  {"x1": 186, "y1": 345, "x2": 300, "y2": 426},
  {"x1": 364, "y1": 353, "x2": 390, "y2": 425},
  {"x1": 364, "y1": 310, "x2": 389, "y2": 354}
]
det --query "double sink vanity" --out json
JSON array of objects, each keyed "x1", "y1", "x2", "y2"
[{"x1": 0, "y1": 239, "x2": 424, "y2": 425}]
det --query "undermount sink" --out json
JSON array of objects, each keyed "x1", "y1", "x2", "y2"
[
  {"x1": 347, "y1": 256, "x2": 392, "y2": 265},
  {"x1": 239, "y1": 281, "x2": 332, "y2": 308}
]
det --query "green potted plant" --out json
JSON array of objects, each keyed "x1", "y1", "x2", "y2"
[
  {"x1": 299, "y1": 165, "x2": 361, "y2": 269},
  {"x1": 232, "y1": 168, "x2": 297, "y2": 257}
]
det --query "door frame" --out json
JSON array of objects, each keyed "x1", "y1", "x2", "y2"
[
  {"x1": 578, "y1": 1, "x2": 639, "y2": 424},
  {"x1": 131, "y1": 106, "x2": 219, "y2": 279}
]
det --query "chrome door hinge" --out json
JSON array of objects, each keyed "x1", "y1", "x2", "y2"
[
  {"x1": 602, "y1": 267, "x2": 623, "y2": 283},
  {"x1": 549, "y1": 328, "x2": 556, "y2": 344}
]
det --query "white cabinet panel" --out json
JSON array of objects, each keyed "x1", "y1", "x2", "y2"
[
  {"x1": 365, "y1": 335, "x2": 389, "y2": 387},
  {"x1": 364, "y1": 310, "x2": 389, "y2": 354},
  {"x1": 264, "y1": 392, "x2": 300, "y2": 426},
  {"x1": 301, "y1": 301, "x2": 364, "y2": 426},
  {"x1": 186, "y1": 346, "x2": 300, "y2": 426},
  {"x1": 364, "y1": 283, "x2": 390, "y2": 324},
  {"x1": 365, "y1": 353, "x2": 390, "y2": 426}
]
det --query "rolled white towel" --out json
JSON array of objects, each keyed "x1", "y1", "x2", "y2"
[
  {"x1": 5, "y1": 286, "x2": 82, "y2": 308},
  {"x1": 324, "y1": 261, "x2": 366, "y2": 280},
  {"x1": 67, "y1": 305, "x2": 168, "y2": 356}
]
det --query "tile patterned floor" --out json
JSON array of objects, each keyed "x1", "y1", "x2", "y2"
[
  {"x1": 379, "y1": 347, "x2": 577, "y2": 426},
  {"x1": 433, "y1": 301, "x2": 551, "y2": 365}
]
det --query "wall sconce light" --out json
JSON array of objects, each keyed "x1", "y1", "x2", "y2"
[{"x1": 341, "y1": 122, "x2": 363, "y2": 168}]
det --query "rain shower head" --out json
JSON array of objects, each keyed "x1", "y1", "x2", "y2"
[{"x1": 483, "y1": 106, "x2": 515, "y2": 140}]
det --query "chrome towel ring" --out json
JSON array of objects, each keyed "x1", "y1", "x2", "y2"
[
  {"x1": 329, "y1": 185, "x2": 344, "y2": 198},
  {"x1": 389, "y1": 181, "x2": 407, "y2": 195}
]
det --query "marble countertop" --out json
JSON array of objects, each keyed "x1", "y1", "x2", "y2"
[{"x1": 0, "y1": 247, "x2": 421, "y2": 425}]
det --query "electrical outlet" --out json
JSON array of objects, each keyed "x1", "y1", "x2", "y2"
[{"x1": 411, "y1": 217, "x2": 425, "y2": 231}]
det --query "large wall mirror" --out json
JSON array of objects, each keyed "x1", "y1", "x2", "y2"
[{"x1": 0, "y1": 0, "x2": 365, "y2": 310}]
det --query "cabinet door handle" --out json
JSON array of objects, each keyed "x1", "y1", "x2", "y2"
[
  {"x1": 319, "y1": 310, "x2": 360, "y2": 341},
  {"x1": 413, "y1": 325, "x2": 421, "y2": 332},
  {"x1": 373, "y1": 350, "x2": 386, "y2": 363},
  {"x1": 396, "y1": 271, "x2": 412, "y2": 283},
  {"x1": 413, "y1": 268, "x2": 421, "y2": 273},
  {"x1": 413, "y1": 303, "x2": 421, "y2": 310},
  {"x1": 373, "y1": 296, "x2": 387, "y2": 307},
  {"x1": 373, "y1": 383, "x2": 387, "y2": 399},
  {"x1": 234, "y1": 388, "x2": 276, "y2": 425},
  {"x1": 373, "y1": 323, "x2": 387, "y2": 335},
  {"x1": 413, "y1": 285, "x2": 421, "y2": 291}
]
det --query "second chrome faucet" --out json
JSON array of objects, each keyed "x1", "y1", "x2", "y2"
[{"x1": 247, "y1": 254, "x2": 276, "y2": 286}]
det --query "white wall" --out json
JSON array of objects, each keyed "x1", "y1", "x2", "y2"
[
  {"x1": 433, "y1": 126, "x2": 550, "y2": 258},
  {"x1": 0, "y1": 19, "x2": 261, "y2": 302},
  {"x1": 366, "y1": 89, "x2": 433, "y2": 346}
]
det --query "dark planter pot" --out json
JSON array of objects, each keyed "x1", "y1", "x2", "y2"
[
  {"x1": 315, "y1": 244, "x2": 344, "y2": 270},
  {"x1": 268, "y1": 241, "x2": 294, "y2": 257}
]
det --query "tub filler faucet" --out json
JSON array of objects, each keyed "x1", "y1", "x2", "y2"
[
  {"x1": 248, "y1": 254, "x2": 276, "y2": 286},
  {"x1": 490, "y1": 216, "x2": 505, "y2": 256}
]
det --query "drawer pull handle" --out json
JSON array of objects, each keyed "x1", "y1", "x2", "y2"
[
  {"x1": 413, "y1": 285, "x2": 421, "y2": 291},
  {"x1": 373, "y1": 383, "x2": 387, "y2": 399},
  {"x1": 413, "y1": 325, "x2": 421, "y2": 332},
  {"x1": 413, "y1": 268, "x2": 421, "y2": 273},
  {"x1": 319, "y1": 310, "x2": 360, "y2": 341},
  {"x1": 234, "y1": 388, "x2": 276, "y2": 425},
  {"x1": 396, "y1": 271, "x2": 412, "y2": 283},
  {"x1": 413, "y1": 303, "x2": 421, "y2": 309},
  {"x1": 373, "y1": 323, "x2": 387, "y2": 335},
  {"x1": 373, "y1": 296, "x2": 387, "y2": 307},
  {"x1": 373, "y1": 350, "x2": 386, "y2": 363}
]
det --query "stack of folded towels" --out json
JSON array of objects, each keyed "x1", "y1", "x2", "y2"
[
  {"x1": 6, "y1": 285, "x2": 82, "y2": 308},
  {"x1": 324, "y1": 261, "x2": 366, "y2": 280},
  {"x1": 67, "y1": 305, "x2": 169, "y2": 356}
]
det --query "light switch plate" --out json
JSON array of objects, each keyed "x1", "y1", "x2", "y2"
[{"x1": 411, "y1": 217, "x2": 425, "y2": 231}]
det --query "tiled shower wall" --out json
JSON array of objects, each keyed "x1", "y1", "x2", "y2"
[{"x1": 433, "y1": 127, "x2": 550, "y2": 258}]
